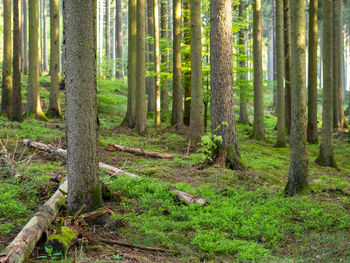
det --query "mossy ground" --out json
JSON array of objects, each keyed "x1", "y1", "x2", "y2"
[{"x1": 0, "y1": 76, "x2": 349, "y2": 262}]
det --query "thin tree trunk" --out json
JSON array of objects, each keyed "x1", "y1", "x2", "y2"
[
  {"x1": 284, "y1": 0, "x2": 292, "y2": 133},
  {"x1": 115, "y1": 0, "x2": 123, "y2": 78},
  {"x1": 189, "y1": 0, "x2": 204, "y2": 141},
  {"x1": 272, "y1": 0, "x2": 277, "y2": 109},
  {"x1": 276, "y1": 0, "x2": 285, "y2": 147},
  {"x1": 318, "y1": 0, "x2": 337, "y2": 168},
  {"x1": 65, "y1": 0, "x2": 102, "y2": 211},
  {"x1": 43, "y1": 0, "x2": 48, "y2": 71},
  {"x1": 154, "y1": 0, "x2": 161, "y2": 128},
  {"x1": 106, "y1": 0, "x2": 110, "y2": 60},
  {"x1": 183, "y1": 0, "x2": 191, "y2": 126},
  {"x1": 48, "y1": 0, "x2": 61, "y2": 118},
  {"x1": 332, "y1": 0, "x2": 340, "y2": 129},
  {"x1": 12, "y1": 0, "x2": 23, "y2": 122},
  {"x1": 307, "y1": 0, "x2": 319, "y2": 144},
  {"x1": 210, "y1": 0, "x2": 243, "y2": 170},
  {"x1": 1, "y1": 0, "x2": 13, "y2": 118},
  {"x1": 252, "y1": 0, "x2": 265, "y2": 140},
  {"x1": 160, "y1": 0, "x2": 169, "y2": 119},
  {"x1": 28, "y1": 0, "x2": 47, "y2": 119},
  {"x1": 171, "y1": 0, "x2": 183, "y2": 127},
  {"x1": 285, "y1": 0, "x2": 308, "y2": 196},
  {"x1": 146, "y1": 0, "x2": 155, "y2": 112},
  {"x1": 22, "y1": 0, "x2": 28, "y2": 74},
  {"x1": 136, "y1": 0, "x2": 147, "y2": 134}
]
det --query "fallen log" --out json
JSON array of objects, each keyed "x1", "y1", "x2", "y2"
[
  {"x1": 0, "y1": 180, "x2": 68, "y2": 263},
  {"x1": 107, "y1": 144, "x2": 174, "y2": 159},
  {"x1": 23, "y1": 140, "x2": 207, "y2": 206}
]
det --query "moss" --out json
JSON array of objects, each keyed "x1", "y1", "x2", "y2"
[
  {"x1": 27, "y1": 111, "x2": 49, "y2": 121},
  {"x1": 274, "y1": 140, "x2": 286, "y2": 148},
  {"x1": 316, "y1": 149, "x2": 339, "y2": 170},
  {"x1": 89, "y1": 185, "x2": 103, "y2": 210},
  {"x1": 46, "y1": 226, "x2": 77, "y2": 255}
]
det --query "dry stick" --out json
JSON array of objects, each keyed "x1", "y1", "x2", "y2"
[
  {"x1": 0, "y1": 180, "x2": 68, "y2": 263},
  {"x1": 23, "y1": 139, "x2": 207, "y2": 205},
  {"x1": 107, "y1": 144, "x2": 174, "y2": 159},
  {"x1": 0, "y1": 140, "x2": 18, "y2": 178}
]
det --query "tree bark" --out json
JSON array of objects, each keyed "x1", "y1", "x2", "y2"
[
  {"x1": 22, "y1": 0, "x2": 28, "y2": 74},
  {"x1": 154, "y1": 0, "x2": 161, "y2": 128},
  {"x1": 146, "y1": 0, "x2": 155, "y2": 112},
  {"x1": 160, "y1": 0, "x2": 169, "y2": 119},
  {"x1": 48, "y1": 0, "x2": 61, "y2": 118},
  {"x1": 284, "y1": 0, "x2": 292, "y2": 133},
  {"x1": 307, "y1": 0, "x2": 319, "y2": 144},
  {"x1": 1, "y1": 0, "x2": 13, "y2": 118},
  {"x1": 43, "y1": 0, "x2": 48, "y2": 71},
  {"x1": 12, "y1": 0, "x2": 23, "y2": 122},
  {"x1": 183, "y1": 0, "x2": 191, "y2": 126},
  {"x1": 115, "y1": 0, "x2": 123, "y2": 78},
  {"x1": 28, "y1": 0, "x2": 47, "y2": 119},
  {"x1": 106, "y1": 0, "x2": 111, "y2": 60},
  {"x1": 275, "y1": 0, "x2": 286, "y2": 147},
  {"x1": 285, "y1": 0, "x2": 309, "y2": 196},
  {"x1": 210, "y1": 0, "x2": 243, "y2": 170},
  {"x1": 252, "y1": 0, "x2": 265, "y2": 140},
  {"x1": 272, "y1": 0, "x2": 277, "y2": 110},
  {"x1": 136, "y1": 0, "x2": 147, "y2": 134},
  {"x1": 171, "y1": 0, "x2": 183, "y2": 127},
  {"x1": 189, "y1": 0, "x2": 204, "y2": 142},
  {"x1": 65, "y1": 0, "x2": 102, "y2": 211},
  {"x1": 318, "y1": 0, "x2": 337, "y2": 168}
]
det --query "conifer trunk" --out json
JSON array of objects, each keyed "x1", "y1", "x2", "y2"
[
  {"x1": 284, "y1": 0, "x2": 292, "y2": 133},
  {"x1": 154, "y1": 0, "x2": 161, "y2": 128},
  {"x1": 43, "y1": 0, "x2": 48, "y2": 71},
  {"x1": 183, "y1": 0, "x2": 191, "y2": 126},
  {"x1": 146, "y1": 0, "x2": 155, "y2": 112},
  {"x1": 160, "y1": 0, "x2": 169, "y2": 119},
  {"x1": 115, "y1": 0, "x2": 123, "y2": 78},
  {"x1": 106, "y1": 0, "x2": 110, "y2": 60},
  {"x1": 22, "y1": 0, "x2": 28, "y2": 74}
]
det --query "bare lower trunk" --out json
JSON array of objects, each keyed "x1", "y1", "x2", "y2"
[
  {"x1": 154, "y1": 0, "x2": 161, "y2": 128},
  {"x1": 160, "y1": 0, "x2": 169, "y2": 119},
  {"x1": 146, "y1": 0, "x2": 155, "y2": 112},
  {"x1": 183, "y1": 0, "x2": 191, "y2": 126},
  {"x1": 22, "y1": 0, "x2": 28, "y2": 74},
  {"x1": 284, "y1": 0, "x2": 292, "y2": 133},
  {"x1": 106, "y1": 0, "x2": 110, "y2": 60},
  {"x1": 115, "y1": 0, "x2": 124, "y2": 78}
]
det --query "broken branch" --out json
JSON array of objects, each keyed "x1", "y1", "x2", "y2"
[{"x1": 107, "y1": 144, "x2": 174, "y2": 159}]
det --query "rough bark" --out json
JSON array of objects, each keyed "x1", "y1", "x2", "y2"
[
  {"x1": 154, "y1": 0, "x2": 161, "y2": 128},
  {"x1": 238, "y1": 0, "x2": 249, "y2": 125},
  {"x1": 48, "y1": 0, "x2": 61, "y2": 118},
  {"x1": 275, "y1": 0, "x2": 286, "y2": 147},
  {"x1": 252, "y1": 0, "x2": 265, "y2": 140},
  {"x1": 106, "y1": 0, "x2": 110, "y2": 60},
  {"x1": 210, "y1": 0, "x2": 243, "y2": 170},
  {"x1": 22, "y1": 0, "x2": 28, "y2": 74},
  {"x1": 307, "y1": 0, "x2": 319, "y2": 144},
  {"x1": 28, "y1": 0, "x2": 47, "y2": 119},
  {"x1": 318, "y1": 0, "x2": 337, "y2": 168},
  {"x1": 65, "y1": 0, "x2": 102, "y2": 211},
  {"x1": 12, "y1": 0, "x2": 23, "y2": 122},
  {"x1": 272, "y1": 0, "x2": 277, "y2": 109},
  {"x1": 43, "y1": 0, "x2": 48, "y2": 71},
  {"x1": 284, "y1": 0, "x2": 292, "y2": 133},
  {"x1": 189, "y1": 0, "x2": 204, "y2": 142},
  {"x1": 1, "y1": 0, "x2": 13, "y2": 118},
  {"x1": 115, "y1": 0, "x2": 123, "y2": 78},
  {"x1": 160, "y1": 0, "x2": 169, "y2": 119},
  {"x1": 0, "y1": 180, "x2": 68, "y2": 263},
  {"x1": 136, "y1": 0, "x2": 147, "y2": 134},
  {"x1": 183, "y1": 0, "x2": 191, "y2": 126},
  {"x1": 146, "y1": 0, "x2": 155, "y2": 112},
  {"x1": 171, "y1": 0, "x2": 183, "y2": 127},
  {"x1": 285, "y1": 0, "x2": 309, "y2": 196}
]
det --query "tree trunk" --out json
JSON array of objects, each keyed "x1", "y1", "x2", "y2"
[
  {"x1": 43, "y1": 0, "x2": 48, "y2": 71},
  {"x1": 171, "y1": 0, "x2": 183, "y2": 127},
  {"x1": 28, "y1": 0, "x2": 47, "y2": 119},
  {"x1": 136, "y1": 0, "x2": 147, "y2": 134},
  {"x1": 210, "y1": 0, "x2": 243, "y2": 170},
  {"x1": 22, "y1": 0, "x2": 28, "y2": 74},
  {"x1": 146, "y1": 0, "x2": 155, "y2": 112},
  {"x1": 238, "y1": 0, "x2": 249, "y2": 125},
  {"x1": 318, "y1": 0, "x2": 337, "y2": 168},
  {"x1": 189, "y1": 0, "x2": 204, "y2": 142},
  {"x1": 154, "y1": 0, "x2": 161, "y2": 128},
  {"x1": 115, "y1": 0, "x2": 123, "y2": 78},
  {"x1": 48, "y1": 0, "x2": 61, "y2": 118},
  {"x1": 284, "y1": 0, "x2": 292, "y2": 133},
  {"x1": 124, "y1": 0, "x2": 137, "y2": 128},
  {"x1": 1, "y1": 0, "x2": 13, "y2": 118},
  {"x1": 64, "y1": 0, "x2": 102, "y2": 211},
  {"x1": 160, "y1": 0, "x2": 169, "y2": 120},
  {"x1": 272, "y1": 0, "x2": 277, "y2": 110},
  {"x1": 183, "y1": 0, "x2": 191, "y2": 126},
  {"x1": 276, "y1": 0, "x2": 285, "y2": 147},
  {"x1": 307, "y1": 0, "x2": 319, "y2": 144},
  {"x1": 12, "y1": 0, "x2": 23, "y2": 122},
  {"x1": 106, "y1": 0, "x2": 110, "y2": 60},
  {"x1": 252, "y1": 0, "x2": 265, "y2": 140},
  {"x1": 285, "y1": 0, "x2": 308, "y2": 196}
]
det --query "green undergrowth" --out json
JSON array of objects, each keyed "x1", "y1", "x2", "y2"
[{"x1": 107, "y1": 175, "x2": 350, "y2": 262}]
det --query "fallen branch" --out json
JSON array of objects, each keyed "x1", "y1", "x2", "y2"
[
  {"x1": 0, "y1": 180, "x2": 68, "y2": 263},
  {"x1": 81, "y1": 208, "x2": 112, "y2": 223},
  {"x1": 107, "y1": 144, "x2": 174, "y2": 159},
  {"x1": 23, "y1": 140, "x2": 207, "y2": 205}
]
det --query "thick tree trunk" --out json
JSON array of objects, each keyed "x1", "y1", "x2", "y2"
[
  {"x1": 43, "y1": 0, "x2": 48, "y2": 71},
  {"x1": 189, "y1": 0, "x2": 204, "y2": 142},
  {"x1": 210, "y1": 0, "x2": 243, "y2": 170},
  {"x1": 136, "y1": 0, "x2": 147, "y2": 134},
  {"x1": 48, "y1": 0, "x2": 61, "y2": 118},
  {"x1": 160, "y1": 0, "x2": 169, "y2": 119},
  {"x1": 22, "y1": 0, "x2": 28, "y2": 74},
  {"x1": 284, "y1": 0, "x2": 292, "y2": 133},
  {"x1": 171, "y1": 0, "x2": 183, "y2": 127},
  {"x1": 272, "y1": 0, "x2": 277, "y2": 110},
  {"x1": 275, "y1": 0, "x2": 285, "y2": 147},
  {"x1": 1, "y1": 0, "x2": 13, "y2": 118},
  {"x1": 146, "y1": 0, "x2": 155, "y2": 112},
  {"x1": 285, "y1": 0, "x2": 309, "y2": 196},
  {"x1": 183, "y1": 0, "x2": 191, "y2": 126},
  {"x1": 154, "y1": 0, "x2": 161, "y2": 128},
  {"x1": 65, "y1": 0, "x2": 102, "y2": 211},
  {"x1": 307, "y1": 0, "x2": 319, "y2": 144},
  {"x1": 106, "y1": 0, "x2": 110, "y2": 60},
  {"x1": 252, "y1": 0, "x2": 265, "y2": 140},
  {"x1": 115, "y1": 0, "x2": 124, "y2": 78},
  {"x1": 28, "y1": 0, "x2": 47, "y2": 119},
  {"x1": 318, "y1": 0, "x2": 337, "y2": 168},
  {"x1": 12, "y1": 0, "x2": 23, "y2": 122},
  {"x1": 238, "y1": 0, "x2": 249, "y2": 125}
]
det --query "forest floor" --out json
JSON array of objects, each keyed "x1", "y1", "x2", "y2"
[{"x1": 0, "y1": 77, "x2": 350, "y2": 262}]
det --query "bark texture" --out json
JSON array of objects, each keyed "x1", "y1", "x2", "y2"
[
  {"x1": 252, "y1": 0, "x2": 265, "y2": 140},
  {"x1": 284, "y1": 0, "x2": 292, "y2": 133},
  {"x1": 65, "y1": 0, "x2": 102, "y2": 211},
  {"x1": 22, "y1": 0, "x2": 28, "y2": 74},
  {"x1": 146, "y1": 0, "x2": 155, "y2": 112},
  {"x1": 210, "y1": 0, "x2": 243, "y2": 170},
  {"x1": 115, "y1": 0, "x2": 124, "y2": 78},
  {"x1": 43, "y1": 0, "x2": 48, "y2": 71},
  {"x1": 160, "y1": 0, "x2": 169, "y2": 119},
  {"x1": 183, "y1": 0, "x2": 191, "y2": 126},
  {"x1": 285, "y1": 0, "x2": 309, "y2": 196},
  {"x1": 48, "y1": 0, "x2": 61, "y2": 118},
  {"x1": 154, "y1": 0, "x2": 161, "y2": 128},
  {"x1": 106, "y1": 0, "x2": 110, "y2": 60}
]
